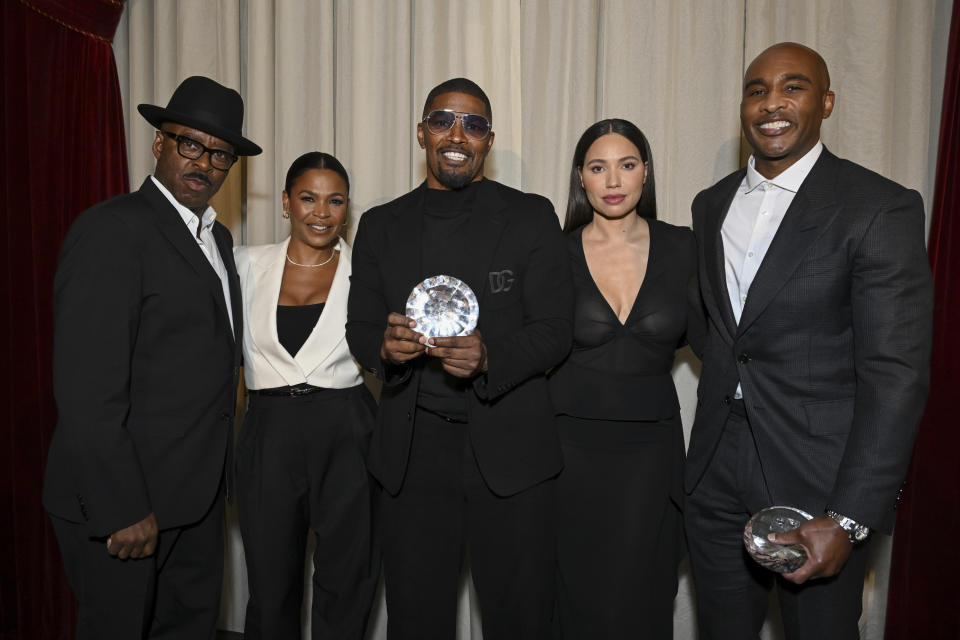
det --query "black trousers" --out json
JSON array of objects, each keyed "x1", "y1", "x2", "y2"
[
  {"x1": 685, "y1": 408, "x2": 869, "y2": 640},
  {"x1": 380, "y1": 410, "x2": 556, "y2": 640},
  {"x1": 51, "y1": 482, "x2": 225, "y2": 640},
  {"x1": 236, "y1": 385, "x2": 379, "y2": 640}
]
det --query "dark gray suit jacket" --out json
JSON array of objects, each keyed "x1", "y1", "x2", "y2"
[
  {"x1": 43, "y1": 178, "x2": 242, "y2": 537},
  {"x1": 346, "y1": 179, "x2": 572, "y2": 497},
  {"x1": 688, "y1": 148, "x2": 932, "y2": 533}
]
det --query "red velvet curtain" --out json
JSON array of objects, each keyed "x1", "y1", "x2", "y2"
[
  {"x1": 0, "y1": 1, "x2": 127, "y2": 638},
  {"x1": 885, "y1": 2, "x2": 960, "y2": 638}
]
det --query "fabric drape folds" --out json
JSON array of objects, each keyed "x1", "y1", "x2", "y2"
[
  {"x1": 885, "y1": 2, "x2": 960, "y2": 638},
  {"x1": 1, "y1": 1, "x2": 128, "y2": 638}
]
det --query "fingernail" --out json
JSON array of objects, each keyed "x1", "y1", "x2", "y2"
[{"x1": 768, "y1": 533, "x2": 777, "y2": 542}]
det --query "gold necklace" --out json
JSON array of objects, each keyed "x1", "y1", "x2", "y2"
[{"x1": 285, "y1": 248, "x2": 335, "y2": 267}]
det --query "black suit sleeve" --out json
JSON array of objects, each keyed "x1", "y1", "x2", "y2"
[
  {"x1": 827, "y1": 188, "x2": 933, "y2": 530},
  {"x1": 346, "y1": 209, "x2": 413, "y2": 386},
  {"x1": 52, "y1": 208, "x2": 152, "y2": 537},
  {"x1": 474, "y1": 199, "x2": 573, "y2": 400},
  {"x1": 680, "y1": 227, "x2": 707, "y2": 358}
]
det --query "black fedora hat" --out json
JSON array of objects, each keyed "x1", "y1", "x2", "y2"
[{"x1": 138, "y1": 76, "x2": 262, "y2": 156}]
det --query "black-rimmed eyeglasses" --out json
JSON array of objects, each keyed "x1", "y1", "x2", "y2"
[
  {"x1": 161, "y1": 131, "x2": 238, "y2": 171},
  {"x1": 421, "y1": 110, "x2": 492, "y2": 140}
]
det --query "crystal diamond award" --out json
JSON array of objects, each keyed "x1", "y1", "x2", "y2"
[
  {"x1": 405, "y1": 275, "x2": 479, "y2": 338},
  {"x1": 743, "y1": 506, "x2": 813, "y2": 573}
]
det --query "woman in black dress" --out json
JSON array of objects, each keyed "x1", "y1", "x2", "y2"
[{"x1": 550, "y1": 119, "x2": 703, "y2": 638}]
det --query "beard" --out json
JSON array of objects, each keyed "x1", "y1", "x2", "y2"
[{"x1": 435, "y1": 165, "x2": 479, "y2": 190}]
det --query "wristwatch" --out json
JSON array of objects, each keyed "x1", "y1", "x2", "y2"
[{"x1": 826, "y1": 510, "x2": 870, "y2": 543}]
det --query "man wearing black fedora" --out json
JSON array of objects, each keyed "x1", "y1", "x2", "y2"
[{"x1": 43, "y1": 76, "x2": 261, "y2": 639}]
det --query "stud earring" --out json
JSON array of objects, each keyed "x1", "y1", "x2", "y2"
[{"x1": 282, "y1": 211, "x2": 290, "y2": 219}]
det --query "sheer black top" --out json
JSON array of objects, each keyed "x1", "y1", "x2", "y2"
[{"x1": 549, "y1": 220, "x2": 703, "y2": 420}]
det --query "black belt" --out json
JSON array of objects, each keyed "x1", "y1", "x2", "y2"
[{"x1": 248, "y1": 383, "x2": 324, "y2": 397}]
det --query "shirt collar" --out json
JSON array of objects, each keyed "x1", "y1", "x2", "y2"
[
  {"x1": 150, "y1": 175, "x2": 218, "y2": 231},
  {"x1": 745, "y1": 140, "x2": 823, "y2": 194}
]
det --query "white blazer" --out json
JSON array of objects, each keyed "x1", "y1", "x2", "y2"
[{"x1": 234, "y1": 237, "x2": 363, "y2": 390}]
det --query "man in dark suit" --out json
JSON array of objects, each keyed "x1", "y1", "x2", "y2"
[
  {"x1": 685, "y1": 42, "x2": 933, "y2": 639},
  {"x1": 43, "y1": 76, "x2": 261, "y2": 639},
  {"x1": 347, "y1": 77, "x2": 572, "y2": 639}
]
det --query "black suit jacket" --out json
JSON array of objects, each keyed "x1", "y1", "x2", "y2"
[
  {"x1": 346, "y1": 179, "x2": 572, "y2": 497},
  {"x1": 43, "y1": 177, "x2": 242, "y2": 537},
  {"x1": 689, "y1": 148, "x2": 932, "y2": 533}
]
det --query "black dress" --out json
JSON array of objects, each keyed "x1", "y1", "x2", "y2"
[{"x1": 549, "y1": 220, "x2": 702, "y2": 639}]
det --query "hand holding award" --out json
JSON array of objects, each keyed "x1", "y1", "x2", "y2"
[{"x1": 743, "y1": 506, "x2": 813, "y2": 573}]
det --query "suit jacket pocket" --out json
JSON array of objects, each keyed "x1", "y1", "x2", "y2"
[{"x1": 803, "y1": 398, "x2": 854, "y2": 436}]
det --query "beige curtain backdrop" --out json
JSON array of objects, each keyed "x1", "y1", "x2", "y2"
[{"x1": 112, "y1": 0, "x2": 952, "y2": 637}]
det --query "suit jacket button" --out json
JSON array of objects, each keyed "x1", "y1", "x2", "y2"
[
  {"x1": 722, "y1": 396, "x2": 731, "y2": 406},
  {"x1": 220, "y1": 412, "x2": 231, "y2": 420},
  {"x1": 370, "y1": 367, "x2": 379, "y2": 376},
  {"x1": 738, "y1": 353, "x2": 750, "y2": 364},
  {"x1": 406, "y1": 411, "x2": 412, "y2": 421}
]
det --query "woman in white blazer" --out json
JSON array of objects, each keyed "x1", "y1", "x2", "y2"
[{"x1": 233, "y1": 152, "x2": 378, "y2": 639}]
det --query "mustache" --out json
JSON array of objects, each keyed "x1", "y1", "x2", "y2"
[{"x1": 183, "y1": 172, "x2": 212, "y2": 186}]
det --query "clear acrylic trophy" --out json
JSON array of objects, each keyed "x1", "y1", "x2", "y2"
[
  {"x1": 406, "y1": 275, "x2": 479, "y2": 338},
  {"x1": 743, "y1": 506, "x2": 813, "y2": 573}
]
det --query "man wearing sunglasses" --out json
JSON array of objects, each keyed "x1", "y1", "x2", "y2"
[
  {"x1": 44, "y1": 76, "x2": 261, "y2": 639},
  {"x1": 348, "y1": 77, "x2": 572, "y2": 638}
]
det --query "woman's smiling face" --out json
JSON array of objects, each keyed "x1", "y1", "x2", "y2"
[{"x1": 283, "y1": 168, "x2": 349, "y2": 252}]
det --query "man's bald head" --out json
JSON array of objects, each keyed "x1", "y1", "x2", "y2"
[{"x1": 747, "y1": 42, "x2": 831, "y2": 90}]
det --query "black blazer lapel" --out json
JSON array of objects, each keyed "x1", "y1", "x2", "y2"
[
  {"x1": 139, "y1": 178, "x2": 236, "y2": 340},
  {"x1": 462, "y1": 179, "x2": 507, "y2": 302},
  {"x1": 702, "y1": 172, "x2": 742, "y2": 340},
  {"x1": 736, "y1": 150, "x2": 841, "y2": 336},
  {"x1": 214, "y1": 223, "x2": 242, "y2": 351},
  {"x1": 383, "y1": 183, "x2": 426, "y2": 312}
]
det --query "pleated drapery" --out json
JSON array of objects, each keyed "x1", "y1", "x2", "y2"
[
  {"x1": 1, "y1": 1, "x2": 129, "y2": 638},
  {"x1": 885, "y1": 0, "x2": 960, "y2": 637}
]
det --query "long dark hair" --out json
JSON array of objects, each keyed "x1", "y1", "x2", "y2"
[
  {"x1": 284, "y1": 151, "x2": 350, "y2": 195},
  {"x1": 563, "y1": 118, "x2": 657, "y2": 232}
]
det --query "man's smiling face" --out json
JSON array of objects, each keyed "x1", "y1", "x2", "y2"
[
  {"x1": 740, "y1": 43, "x2": 835, "y2": 179},
  {"x1": 417, "y1": 91, "x2": 494, "y2": 190}
]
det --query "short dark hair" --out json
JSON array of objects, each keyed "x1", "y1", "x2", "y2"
[
  {"x1": 563, "y1": 118, "x2": 657, "y2": 232},
  {"x1": 283, "y1": 151, "x2": 350, "y2": 195},
  {"x1": 422, "y1": 78, "x2": 492, "y2": 122}
]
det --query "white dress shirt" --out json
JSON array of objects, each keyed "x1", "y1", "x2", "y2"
[
  {"x1": 722, "y1": 141, "x2": 823, "y2": 397},
  {"x1": 150, "y1": 175, "x2": 234, "y2": 330}
]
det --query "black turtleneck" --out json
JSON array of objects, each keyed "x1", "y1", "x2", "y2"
[{"x1": 416, "y1": 180, "x2": 483, "y2": 421}]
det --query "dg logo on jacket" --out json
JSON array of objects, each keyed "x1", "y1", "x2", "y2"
[{"x1": 488, "y1": 269, "x2": 515, "y2": 294}]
